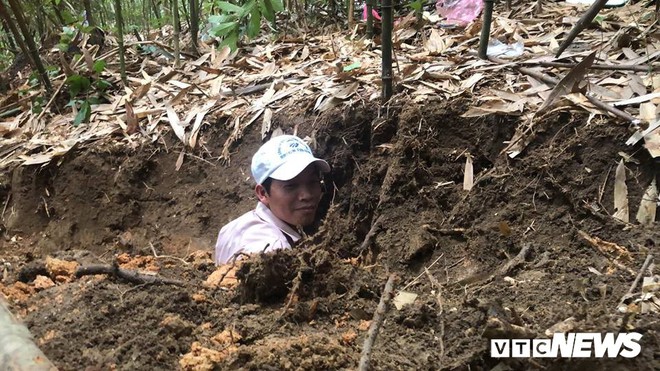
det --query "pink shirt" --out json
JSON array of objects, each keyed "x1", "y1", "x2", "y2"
[{"x1": 214, "y1": 202, "x2": 301, "y2": 265}]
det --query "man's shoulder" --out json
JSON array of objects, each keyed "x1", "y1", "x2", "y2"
[{"x1": 219, "y1": 208, "x2": 282, "y2": 237}]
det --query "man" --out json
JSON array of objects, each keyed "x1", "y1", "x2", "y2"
[{"x1": 214, "y1": 135, "x2": 331, "y2": 265}]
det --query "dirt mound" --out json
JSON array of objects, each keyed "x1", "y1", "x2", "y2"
[{"x1": 1, "y1": 98, "x2": 659, "y2": 370}]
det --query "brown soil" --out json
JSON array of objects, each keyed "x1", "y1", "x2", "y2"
[{"x1": 1, "y1": 97, "x2": 659, "y2": 370}]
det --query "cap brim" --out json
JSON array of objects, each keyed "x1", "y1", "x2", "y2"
[{"x1": 269, "y1": 154, "x2": 330, "y2": 182}]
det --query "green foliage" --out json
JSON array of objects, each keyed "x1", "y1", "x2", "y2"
[
  {"x1": 409, "y1": 0, "x2": 423, "y2": 12},
  {"x1": 64, "y1": 62, "x2": 110, "y2": 126},
  {"x1": 0, "y1": 50, "x2": 14, "y2": 72},
  {"x1": 56, "y1": 26, "x2": 78, "y2": 52},
  {"x1": 207, "y1": 0, "x2": 284, "y2": 50}
]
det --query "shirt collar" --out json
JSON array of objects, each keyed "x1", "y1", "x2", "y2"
[{"x1": 255, "y1": 202, "x2": 302, "y2": 240}]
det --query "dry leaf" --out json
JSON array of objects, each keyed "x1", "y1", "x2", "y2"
[
  {"x1": 644, "y1": 127, "x2": 660, "y2": 158},
  {"x1": 176, "y1": 150, "x2": 185, "y2": 171},
  {"x1": 131, "y1": 82, "x2": 152, "y2": 102},
  {"x1": 613, "y1": 159, "x2": 629, "y2": 223},
  {"x1": 166, "y1": 105, "x2": 186, "y2": 143},
  {"x1": 639, "y1": 102, "x2": 657, "y2": 123},
  {"x1": 463, "y1": 154, "x2": 473, "y2": 191},
  {"x1": 537, "y1": 51, "x2": 597, "y2": 114},
  {"x1": 333, "y1": 82, "x2": 359, "y2": 100},
  {"x1": 189, "y1": 102, "x2": 214, "y2": 148},
  {"x1": 636, "y1": 179, "x2": 657, "y2": 225},
  {"x1": 125, "y1": 101, "x2": 139, "y2": 134},
  {"x1": 260, "y1": 108, "x2": 273, "y2": 140},
  {"x1": 425, "y1": 29, "x2": 453, "y2": 55}
]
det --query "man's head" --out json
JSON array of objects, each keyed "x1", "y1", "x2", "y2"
[{"x1": 251, "y1": 135, "x2": 331, "y2": 227}]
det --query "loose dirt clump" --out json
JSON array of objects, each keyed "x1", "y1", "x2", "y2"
[{"x1": 1, "y1": 97, "x2": 659, "y2": 370}]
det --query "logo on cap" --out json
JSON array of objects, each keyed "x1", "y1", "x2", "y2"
[{"x1": 277, "y1": 137, "x2": 311, "y2": 159}]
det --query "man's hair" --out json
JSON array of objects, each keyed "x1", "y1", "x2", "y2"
[{"x1": 262, "y1": 177, "x2": 273, "y2": 194}]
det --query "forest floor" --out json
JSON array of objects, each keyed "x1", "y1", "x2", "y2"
[{"x1": 1, "y1": 2, "x2": 660, "y2": 371}]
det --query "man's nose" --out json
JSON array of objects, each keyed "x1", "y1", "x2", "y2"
[{"x1": 298, "y1": 183, "x2": 317, "y2": 200}]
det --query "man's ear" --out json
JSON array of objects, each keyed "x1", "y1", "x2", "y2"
[{"x1": 255, "y1": 184, "x2": 269, "y2": 205}]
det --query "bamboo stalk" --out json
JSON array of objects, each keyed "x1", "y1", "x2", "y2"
[
  {"x1": 0, "y1": 297, "x2": 57, "y2": 370},
  {"x1": 535, "y1": 61, "x2": 659, "y2": 73},
  {"x1": 555, "y1": 0, "x2": 608, "y2": 58}
]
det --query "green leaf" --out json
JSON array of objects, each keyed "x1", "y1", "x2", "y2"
[
  {"x1": 95, "y1": 79, "x2": 112, "y2": 91},
  {"x1": 220, "y1": 33, "x2": 238, "y2": 51},
  {"x1": 269, "y1": 0, "x2": 284, "y2": 12},
  {"x1": 73, "y1": 100, "x2": 91, "y2": 126},
  {"x1": 247, "y1": 6, "x2": 261, "y2": 38},
  {"x1": 66, "y1": 75, "x2": 91, "y2": 97},
  {"x1": 210, "y1": 21, "x2": 238, "y2": 37},
  {"x1": 343, "y1": 62, "x2": 361, "y2": 72},
  {"x1": 409, "y1": 0, "x2": 423, "y2": 11},
  {"x1": 242, "y1": 0, "x2": 256, "y2": 16},
  {"x1": 215, "y1": 1, "x2": 245, "y2": 14},
  {"x1": 93, "y1": 60, "x2": 106, "y2": 73},
  {"x1": 260, "y1": 0, "x2": 275, "y2": 23},
  {"x1": 87, "y1": 97, "x2": 103, "y2": 105}
]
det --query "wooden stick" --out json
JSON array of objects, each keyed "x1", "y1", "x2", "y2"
[
  {"x1": 618, "y1": 254, "x2": 654, "y2": 308},
  {"x1": 358, "y1": 274, "x2": 396, "y2": 371},
  {"x1": 555, "y1": 0, "x2": 609, "y2": 58},
  {"x1": 490, "y1": 56, "x2": 639, "y2": 123},
  {"x1": 495, "y1": 243, "x2": 532, "y2": 277},
  {"x1": 0, "y1": 297, "x2": 57, "y2": 371},
  {"x1": 75, "y1": 261, "x2": 184, "y2": 286},
  {"x1": 534, "y1": 61, "x2": 660, "y2": 73},
  {"x1": 359, "y1": 214, "x2": 384, "y2": 254}
]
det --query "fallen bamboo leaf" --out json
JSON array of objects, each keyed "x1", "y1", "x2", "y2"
[
  {"x1": 425, "y1": 29, "x2": 453, "y2": 55},
  {"x1": 537, "y1": 51, "x2": 597, "y2": 114},
  {"x1": 130, "y1": 82, "x2": 152, "y2": 102},
  {"x1": 82, "y1": 47, "x2": 95, "y2": 71},
  {"x1": 260, "y1": 108, "x2": 273, "y2": 140},
  {"x1": 189, "y1": 102, "x2": 214, "y2": 148},
  {"x1": 613, "y1": 159, "x2": 629, "y2": 223},
  {"x1": 460, "y1": 73, "x2": 484, "y2": 91},
  {"x1": 333, "y1": 82, "x2": 359, "y2": 100},
  {"x1": 176, "y1": 150, "x2": 185, "y2": 171},
  {"x1": 125, "y1": 101, "x2": 139, "y2": 134},
  {"x1": 639, "y1": 102, "x2": 656, "y2": 123},
  {"x1": 166, "y1": 105, "x2": 186, "y2": 143},
  {"x1": 644, "y1": 128, "x2": 660, "y2": 158},
  {"x1": 463, "y1": 154, "x2": 474, "y2": 191},
  {"x1": 636, "y1": 179, "x2": 657, "y2": 225},
  {"x1": 613, "y1": 92, "x2": 660, "y2": 107},
  {"x1": 462, "y1": 99, "x2": 524, "y2": 117}
]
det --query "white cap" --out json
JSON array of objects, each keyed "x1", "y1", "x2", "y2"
[{"x1": 251, "y1": 135, "x2": 331, "y2": 185}]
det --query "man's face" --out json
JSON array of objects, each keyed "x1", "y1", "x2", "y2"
[{"x1": 256, "y1": 164, "x2": 323, "y2": 227}]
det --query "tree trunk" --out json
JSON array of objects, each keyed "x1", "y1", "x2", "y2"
[
  {"x1": 172, "y1": 0, "x2": 180, "y2": 67},
  {"x1": 0, "y1": 297, "x2": 57, "y2": 370},
  {"x1": 6, "y1": 0, "x2": 52, "y2": 93},
  {"x1": 82, "y1": 0, "x2": 95, "y2": 26},
  {"x1": 0, "y1": 16, "x2": 16, "y2": 51},
  {"x1": 114, "y1": 0, "x2": 127, "y2": 85},
  {"x1": 49, "y1": 0, "x2": 65, "y2": 27},
  {"x1": 151, "y1": 0, "x2": 161, "y2": 27},
  {"x1": 189, "y1": 0, "x2": 198, "y2": 53},
  {"x1": 181, "y1": 0, "x2": 189, "y2": 32}
]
